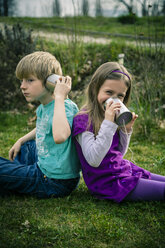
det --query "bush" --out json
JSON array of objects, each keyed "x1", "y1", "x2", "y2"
[
  {"x1": 125, "y1": 46, "x2": 165, "y2": 137},
  {"x1": 0, "y1": 24, "x2": 38, "y2": 110},
  {"x1": 43, "y1": 40, "x2": 124, "y2": 89},
  {"x1": 118, "y1": 14, "x2": 138, "y2": 24}
]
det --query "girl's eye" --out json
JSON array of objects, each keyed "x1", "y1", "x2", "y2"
[
  {"x1": 118, "y1": 95, "x2": 124, "y2": 100},
  {"x1": 106, "y1": 91, "x2": 113, "y2": 95}
]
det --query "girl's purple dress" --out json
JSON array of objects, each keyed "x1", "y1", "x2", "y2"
[{"x1": 72, "y1": 114, "x2": 151, "y2": 202}]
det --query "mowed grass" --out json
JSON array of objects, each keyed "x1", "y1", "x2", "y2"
[
  {"x1": 0, "y1": 112, "x2": 165, "y2": 248},
  {"x1": 0, "y1": 16, "x2": 164, "y2": 41}
]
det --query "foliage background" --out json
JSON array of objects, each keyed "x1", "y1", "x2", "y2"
[{"x1": 0, "y1": 15, "x2": 165, "y2": 248}]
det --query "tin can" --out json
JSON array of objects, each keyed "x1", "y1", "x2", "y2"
[
  {"x1": 105, "y1": 97, "x2": 133, "y2": 126},
  {"x1": 45, "y1": 74, "x2": 62, "y2": 91}
]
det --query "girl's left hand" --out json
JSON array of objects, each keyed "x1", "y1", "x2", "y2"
[{"x1": 123, "y1": 112, "x2": 138, "y2": 133}]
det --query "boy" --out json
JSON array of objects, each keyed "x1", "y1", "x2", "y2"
[{"x1": 0, "y1": 51, "x2": 81, "y2": 198}]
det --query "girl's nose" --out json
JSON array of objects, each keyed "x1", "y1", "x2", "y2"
[{"x1": 111, "y1": 94, "x2": 117, "y2": 99}]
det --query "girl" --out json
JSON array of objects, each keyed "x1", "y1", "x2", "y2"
[{"x1": 72, "y1": 62, "x2": 165, "y2": 202}]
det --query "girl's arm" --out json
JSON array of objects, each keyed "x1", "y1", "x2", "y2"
[
  {"x1": 118, "y1": 112, "x2": 138, "y2": 155},
  {"x1": 118, "y1": 129, "x2": 132, "y2": 156},
  {"x1": 9, "y1": 128, "x2": 36, "y2": 161},
  {"x1": 76, "y1": 120, "x2": 118, "y2": 167},
  {"x1": 52, "y1": 76, "x2": 72, "y2": 144},
  {"x1": 76, "y1": 100, "x2": 122, "y2": 167}
]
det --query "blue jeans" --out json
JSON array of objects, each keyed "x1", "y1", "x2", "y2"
[{"x1": 0, "y1": 140, "x2": 80, "y2": 198}]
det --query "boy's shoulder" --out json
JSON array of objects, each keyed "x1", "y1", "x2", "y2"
[
  {"x1": 65, "y1": 98, "x2": 79, "y2": 113},
  {"x1": 36, "y1": 101, "x2": 54, "y2": 116},
  {"x1": 36, "y1": 104, "x2": 42, "y2": 116}
]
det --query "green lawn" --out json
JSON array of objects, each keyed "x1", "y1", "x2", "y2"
[
  {"x1": 0, "y1": 16, "x2": 164, "y2": 41},
  {"x1": 0, "y1": 112, "x2": 165, "y2": 248}
]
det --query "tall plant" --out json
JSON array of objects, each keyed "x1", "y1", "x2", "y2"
[
  {"x1": 0, "y1": 24, "x2": 38, "y2": 110},
  {"x1": 95, "y1": 0, "x2": 102, "y2": 17},
  {"x1": 53, "y1": 0, "x2": 61, "y2": 17},
  {"x1": 82, "y1": 0, "x2": 89, "y2": 16},
  {"x1": 129, "y1": 5, "x2": 165, "y2": 137}
]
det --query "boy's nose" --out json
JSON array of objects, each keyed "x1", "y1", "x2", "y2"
[{"x1": 20, "y1": 80, "x2": 27, "y2": 89}]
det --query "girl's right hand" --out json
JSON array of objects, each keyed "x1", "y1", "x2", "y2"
[
  {"x1": 9, "y1": 139, "x2": 22, "y2": 161},
  {"x1": 104, "y1": 100, "x2": 121, "y2": 123}
]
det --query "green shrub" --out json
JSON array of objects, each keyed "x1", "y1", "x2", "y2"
[
  {"x1": 42, "y1": 40, "x2": 124, "y2": 89},
  {"x1": 125, "y1": 47, "x2": 165, "y2": 137},
  {"x1": 0, "y1": 24, "x2": 38, "y2": 110},
  {"x1": 118, "y1": 14, "x2": 138, "y2": 24}
]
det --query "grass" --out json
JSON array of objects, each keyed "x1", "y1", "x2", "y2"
[
  {"x1": 0, "y1": 112, "x2": 165, "y2": 248},
  {"x1": 0, "y1": 14, "x2": 165, "y2": 247},
  {"x1": 0, "y1": 16, "x2": 165, "y2": 41}
]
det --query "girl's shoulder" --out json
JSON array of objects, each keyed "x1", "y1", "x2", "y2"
[
  {"x1": 74, "y1": 111, "x2": 89, "y2": 123},
  {"x1": 72, "y1": 111, "x2": 90, "y2": 136}
]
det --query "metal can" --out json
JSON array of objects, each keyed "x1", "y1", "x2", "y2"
[
  {"x1": 45, "y1": 74, "x2": 62, "y2": 91},
  {"x1": 105, "y1": 97, "x2": 133, "y2": 126}
]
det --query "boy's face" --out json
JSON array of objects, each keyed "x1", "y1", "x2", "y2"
[{"x1": 20, "y1": 75, "x2": 51, "y2": 104}]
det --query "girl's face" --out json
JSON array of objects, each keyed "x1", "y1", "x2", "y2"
[
  {"x1": 20, "y1": 75, "x2": 53, "y2": 105},
  {"x1": 97, "y1": 79, "x2": 128, "y2": 110}
]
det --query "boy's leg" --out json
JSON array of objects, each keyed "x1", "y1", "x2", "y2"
[
  {"x1": 0, "y1": 157, "x2": 79, "y2": 198},
  {"x1": 0, "y1": 140, "x2": 79, "y2": 198},
  {"x1": 125, "y1": 178, "x2": 165, "y2": 201},
  {"x1": 14, "y1": 140, "x2": 38, "y2": 165},
  {"x1": 0, "y1": 156, "x2": 45, "y2": 197},
  {"x1": 0, "y1": 140, "x2": 43, "y2": 197}
]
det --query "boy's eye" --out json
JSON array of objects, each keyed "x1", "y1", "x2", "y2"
[{"x1": 27, "y1": 79, "x2": 34, "y2": 83}]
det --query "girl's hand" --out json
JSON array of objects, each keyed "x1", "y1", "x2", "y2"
[
  {"x1": 53, "y1": 76, "x2": 72, "y2": 100},
  {"x1": 9, "y1": 139, "x2": 22, "y2": 161},
  {"x1": 123, "y1": 112, "x2": 138, "y2": 133},
  {"x1": 104, "y1": 100, "x2": 121, "y2": 123}
]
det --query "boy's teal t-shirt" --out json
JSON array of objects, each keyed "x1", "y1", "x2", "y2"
[{"x1": 36, "y1": 99, "x2": 81, "y2": 179}]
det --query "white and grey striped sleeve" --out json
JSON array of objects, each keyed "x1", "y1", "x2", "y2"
[
  {"x1": 118, "y1": 128, "x2": 132, "y2": 156},
  {"x1": 76, "y1": 119, "x2": 118, "y2": 167}
]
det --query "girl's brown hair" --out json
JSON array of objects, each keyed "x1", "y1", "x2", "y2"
[{"x1": 79, "y1": 62, "x2": 132, "y2": 136}]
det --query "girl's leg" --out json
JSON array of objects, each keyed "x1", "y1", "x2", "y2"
[
  {"x1": 125, "y1": 178, "x2": 165, "y2": 201},
  {"x1": 150, "y1": 173, "x2": 165, "y2": 182}
]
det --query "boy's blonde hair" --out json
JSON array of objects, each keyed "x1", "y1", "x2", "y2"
[
  {"x1": 16, "y1": 51, "x2": 62, "y2": 84},
  {"x1": 80, "y1": 61, "x2": 132, "y2": 136}
]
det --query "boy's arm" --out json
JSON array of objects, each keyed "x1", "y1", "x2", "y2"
[
  {"x1": 18, "y1": 128, "x2": 36, "y2": 144},
  {"x1": 52, "y1": 76, "x2": 72, "y2": 144},
  {"x1": 9, "y1": 128, "x2": 36, "y2": 161}
]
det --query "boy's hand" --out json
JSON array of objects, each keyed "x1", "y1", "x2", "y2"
[
  {"x1": 9, "y1": 139, "x2": 22, "y2": 161},
  {"x1": 53, "y1": 76, "x2": 72, "y2": 100}
]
